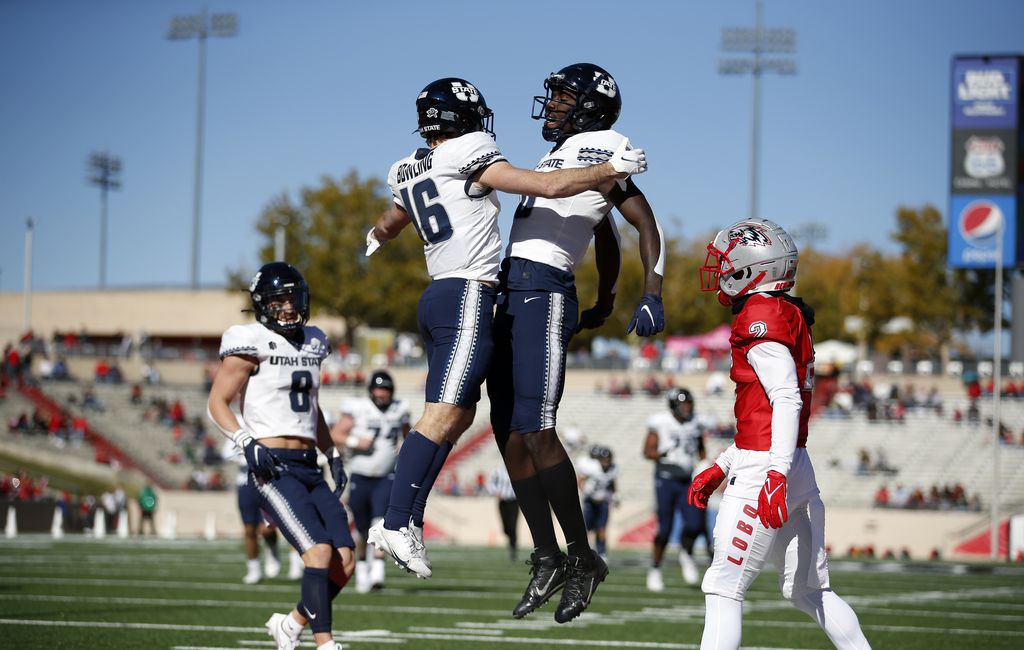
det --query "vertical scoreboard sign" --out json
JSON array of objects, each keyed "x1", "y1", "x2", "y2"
[{"x1": 948, "y1": 56, "x2": 1021, "y2": 268}]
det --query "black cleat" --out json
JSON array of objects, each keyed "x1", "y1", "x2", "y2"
[
  {"x1": 512, "y1": 551, "x2": 567, "y2": 619},
  {"x1": 554, "y1": 550, "x2": 608, "y2": 624}
]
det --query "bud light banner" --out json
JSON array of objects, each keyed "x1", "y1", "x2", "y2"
[
  {"x1": 947, "y1": 194, "x2": 1017, "y2": 268},
  {"x1": 952, "y1": 57, "x2": 1018, "y2": 129}
]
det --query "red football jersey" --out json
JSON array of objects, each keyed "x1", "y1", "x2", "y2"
[{"x1": 729, "y1": 293, "x2": 814, "y2": 450}]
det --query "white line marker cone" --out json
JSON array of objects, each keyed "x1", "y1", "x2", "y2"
[
  {"x1": 4, "y1": 506, "x2": 17, "y2": 539},
  {"x1": 51, "y1": 506, "x2": 64, "y2": 539}
]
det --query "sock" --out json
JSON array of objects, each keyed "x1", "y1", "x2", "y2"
[
  {"x1": 246, "y1": 558, "x2": 260, "y2": 574},
  {"x1": 700, "y1": 594, "x2": 743, "y2": 650},
  {"x1": 317, "y1": 642, "x2": 336, "y2": 650},
  {"x1": 791, "y1": 589, "x2": 871, "y2": 650},
  {"x1": 510, "y1": 475, "x2": 559, "y2": 557},
  {"x1": 284, "y1": 612, "x2": 304, "y2": 639},
  {"x1": 384, "y1": 431, "x2": 439, "y2": 530},
  {"x1": 299, "y1": 567, "x2": 331, "y2": 634},
  {"x1": 411, "y1": 440, "x2": 452, "y2": 527},
  {"x1": 536, "y1": 459, "x2": 590, "y2": 555}
]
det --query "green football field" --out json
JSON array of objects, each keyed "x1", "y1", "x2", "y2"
[{"x1": 0, "y1": 536, "x2": 1022, "y2": 649}]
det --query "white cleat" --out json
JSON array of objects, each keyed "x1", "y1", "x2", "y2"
[
  {"x1": 369, "y1": 557, "x2": 386, "y2": 590},
  {"x1": 367, "y1": 520, "x2": 431, "y2": 579},
  {"x1": 243, "y1": 568, "x2": 262, "y2": 585},
  {"x1": 646, "y1": 567, "x2": 664, "y2": 592},
  {"x1": 408, "y1": 518, "x2": 432, "y2": 572},
  {"x1": 264, "y1": 555, "x2": 282, "y2": 579},
  {"x1": 354, "y1": 561, "x2": 372, "y2": 594},
  {"x1": 288, "y1": 551, "x2": 303, "y2": 580},
  {"x1": 679, "y1": 549, "x2": 699, "y2": 586},
  {"x1": 265, "y1": 612, "x2": 300, "y2": 650}
]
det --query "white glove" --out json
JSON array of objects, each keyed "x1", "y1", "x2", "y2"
[
  {"x1": 365, "y1": 227, "x2": 382, "y2": 257},
  {"x1": 609, "y1": 139, "x2": 647, "y2": 176}
]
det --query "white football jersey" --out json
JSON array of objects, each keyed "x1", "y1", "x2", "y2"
[
  {"x1": 506, "y1": 129, "x2": 628, "y2": 273},
  {"x1": 579, "y1": 457, "x2": 619, "y2": 502},
  {"x1": 647, "y1": 411, "x2": 705, "y2": 478},
  {"x1": 338, "y1": 397, "x2": 410, "y2": 477},
  {"x1": 387, "y1": 131, "x2": 507, "y2": 282},
  {"x1": 218, "y1": 323, "x2": 331, "y2": 443}
]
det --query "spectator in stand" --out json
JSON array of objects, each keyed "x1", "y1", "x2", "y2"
[
  {"x1": 856, "y1": 449, "x2": 871, "y2": 476},
  {"x1": 169, "y1": 399, "x2": 185, "y2": 425},
  {"x1": 94, "y1": 359, "x2": 110, "y2": 383},
  {"x1": 130, "y1": 383, "x2": 143, "y2": 405},
  {"x1": 873, "y1": 484, "x2": 890, "y2": 508},
  {"x1": 137, "y1": 484, "x2": 158, "y2": 535}
]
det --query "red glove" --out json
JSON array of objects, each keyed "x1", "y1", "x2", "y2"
[
  {"x1": 688, "y1": 464, "x2": 726, "y2": 509},
  {"x1": 758, "y1": 470, "x2": 788, "y2": 528}
]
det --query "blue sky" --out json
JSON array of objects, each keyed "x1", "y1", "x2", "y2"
[{"x1": 1, "y1": 0, "x2": 1022, "y2": 291}]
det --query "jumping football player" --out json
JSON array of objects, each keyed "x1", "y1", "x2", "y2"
[
  {"x1": 689, "y1": 218, "x2": 871, "y2": 650},
  {"x1": 364, "y1": 77, "x2": 646, "y2": 579},
  {"x1": 488, "y1": 63, "x2": 665, "y2": 624}
]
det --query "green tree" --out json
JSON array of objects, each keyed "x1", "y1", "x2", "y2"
[{"x1": 237, "y1": 171, "x2": 431, "y2": 342}]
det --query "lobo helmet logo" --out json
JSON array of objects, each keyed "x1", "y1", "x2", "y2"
[
  {"x1": 729, "y1": 224, "x2": 772, "y2": 247},
  {"x1": 450, "y1": 81, "x2": 479, "y2": 103},
  {"x1": 959, "y1": 200, "x2": 1003, "y2": 243}
]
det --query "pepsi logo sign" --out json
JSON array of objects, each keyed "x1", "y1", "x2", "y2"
[{"x1": 958, "y1": 200, "x2": 1003, "y2": 242}]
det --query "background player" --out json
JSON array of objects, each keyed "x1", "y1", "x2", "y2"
[
  {"x1": 331, "y1": 370, "x2": 410, "y2": 592},
  {"x1": 689, "y1": 219, "x2": 871, "y2": 650},
  {"x1": 643, "y1": 387, "x2": 710, "y2": 591},
  {"x1": 489, "y1": 62, "x2": 664, "y2": 624},
  {"x1": 207, "y1": 262, "x2": 355, "y2": 650},
  {"x1": 485, "y1": 463, "x2": 520, "y2": 562},
  {"x1": 222, "y1": 437, "x2": 283, "y2": 584},
  {"x1": 577, "y1": 445, "x2": 618, "y2": 562},
  {"x1": 365, "y1": 77, "x2": 646, "y2": 579}
]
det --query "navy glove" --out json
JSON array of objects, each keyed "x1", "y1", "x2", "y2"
[
  {"x1": 330, "y1": 450, "x2": 348, "y2": 497},
  {"x1": 576, "y1": 303, "x2": 614, "y2": 333},
  {"x1": 238, "y1": 431, "x2": 281, "y2": 482},
  {"x1": 626, "y1": 293, "x2": 665, "y2": 336}
]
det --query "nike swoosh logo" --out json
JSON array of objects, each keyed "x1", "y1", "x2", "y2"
[
  {"x1": 304, "y1": 607, "x2": 316, "y2": 620},
  {"x1": 641, "y1": 304, "x2": 654, "y2": 324},
  {"x1": 524, "y1": 296, "x2": 541, "y2": 303},
  {"x1": 411, "y1": 483, "x2": 421, "y2": 489}
]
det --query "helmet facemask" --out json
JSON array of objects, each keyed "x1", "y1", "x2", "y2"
[
  {"x1": 249, "y1": 263, "x2": 310, "y2": 338},
  {"x1": 532, "y1": 64, "x2": 621, "y2": 143}
]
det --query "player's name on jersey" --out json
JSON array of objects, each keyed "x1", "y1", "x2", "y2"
[
  {"x1": 396, "y1": 151, "x2": 434, "y2": 184},
  {"x1": 268, "y1": 355, "x2": 323, "y2": 368}
]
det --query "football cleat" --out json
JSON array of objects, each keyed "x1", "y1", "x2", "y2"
[
  {"x1": 408, "y1": 518, "x2": 432, "y2": 571},
  {"x1": 679, "y1": 549, "x2": 699, "y2": 586},
  {"x1": 354, "y1": 561, "x2": 371, "y2": 594},
  {"x1": 242, "y1": 567, "x2": 262, "y2": 585},
  {"x1": 265, "y1": 612, "x2": 300, "y2": 650},
  {"x1": 367, "y1": 520, "x2": 431, "y2": 579},
  {"x1": 554, "y1": 550, "x2": 608, "y2": 624},
  {"x1": 370, "y1": 557, "x2": 386, "y2": 590},
  {"x1": 264, "y1": 555, "x2": 281, "y2": 579},
  {"x1": 646, "y1": 567, "x2": 664, "y2": 592},
  {"x1": 512, "y1": 551, "x2": 567, "y2": 619}
]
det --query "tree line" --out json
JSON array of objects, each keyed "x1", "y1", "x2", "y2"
[{"x1": 231, "y1": 171, "x2": 1008, "y2": 362}]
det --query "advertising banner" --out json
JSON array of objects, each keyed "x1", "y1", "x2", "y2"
[
  {"x1": 947, "y1": 194, "x2": 1017, "y2": 268},
  {"x1": 952, "y1": 57, "x2": 1018, "y2": 129}
]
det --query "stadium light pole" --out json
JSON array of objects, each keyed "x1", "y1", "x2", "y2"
[
  {"x1": 991, "y1": 217, "x2": 1003, "y2": 560},
  {"x1": 719, "y1": 0, "x2": 796, "y2": 219},
  {"x1": 87, "y1": 151, "x2": 122, "y2": 290},
  {"x1": 24, "y1": 218, "x2": 33, "y2": 334},
  {"x1": 167, "y1": 9, "x2": 238, "y2": 290}
]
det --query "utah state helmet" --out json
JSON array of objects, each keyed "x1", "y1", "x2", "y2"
[
  {"x1": 368, "y1": 370, "x2": 395, "y2": 410},
  {"x1": 248, "y1": 262, "x2": 310, "y2": 337},
  {"x1": 532, "y1": 63, "x2": 622, "y2": 142},
  {"x1": 667, "y1": 388, "x2": 695, "y2": 422},
  {"x1": 417, "y1": 77, "x2": 494, "y2": 140}
]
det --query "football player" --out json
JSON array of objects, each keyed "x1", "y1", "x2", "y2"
[
  {"x1": 207, "y1": 262, "x2": 354, "y2": 650},
  {"x1": 578, "y1": 445, "x2": 618, "y2": 562},
  {"x1": 331, "y1": 370, "x2": 410, "y2": 593},
  {"x1": 690, "y1": 219, "x2": 871, "y2": 650},
  {"x1": 643, "y1": 388, "x2": 711, "y2": 591},
  {"x1": 365, "y1": 77, "x2": 647, "y2": 579},
  {"x1": 488, "y1": 63, "x2": 665, "y2": 624}
]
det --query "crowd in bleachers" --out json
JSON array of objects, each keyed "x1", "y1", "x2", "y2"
[{"x1": 872, "y1": 482, "x2": 981, "y2": 511}]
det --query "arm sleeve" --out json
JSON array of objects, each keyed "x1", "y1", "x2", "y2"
[{"x1": 746, "y1": 341, "x2": 801, "y2": 475}]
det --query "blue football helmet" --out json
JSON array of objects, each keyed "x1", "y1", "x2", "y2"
[
  {"x1": 417, "y1": 77, "x2": 494, "y2": 140},
  {"x1": 532, "y1": 63, "x2": 621, "y2": 142},
  {"x1": 248, "y1": 262, "x2": 310, "y2": 337}
]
